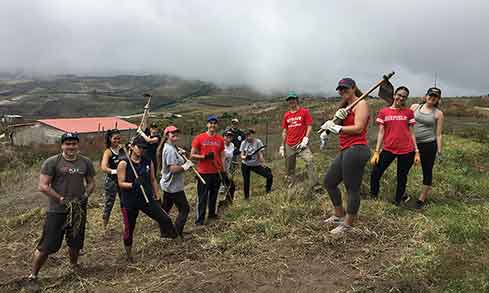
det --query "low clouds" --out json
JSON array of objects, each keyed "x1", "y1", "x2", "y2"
[{"x1": 1, "y1": 0, "x2": 488, "y2": 96}]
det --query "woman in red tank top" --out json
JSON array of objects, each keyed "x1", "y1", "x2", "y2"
[{"x1": 320, "y1": 78, "x2": 371, "y2": 235}]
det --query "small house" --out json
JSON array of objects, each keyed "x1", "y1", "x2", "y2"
[{"x1": 10, "y1": 117, "x2": 138, "y2": 146}]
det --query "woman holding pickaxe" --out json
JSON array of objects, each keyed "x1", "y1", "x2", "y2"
[
  {"x1": 117, "y1": 136, "x2": 177, "y2": 263},
  {"x1": 320, "y1": 78, "x2": 371, "y2": 235}
]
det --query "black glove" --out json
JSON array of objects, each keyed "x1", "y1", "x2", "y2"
[
  {"x1": 204, "y1": 152, "x2": 215, "y2": 160},
  {"x1": 132, "y1": 177, "x2": 143, "y2": 191}
]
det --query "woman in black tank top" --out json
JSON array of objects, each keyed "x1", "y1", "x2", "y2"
[
  {"x1": 117, "y1": 135, "x2": 177, "y2": 263},
  {"x1": 100, "y1": 129, "x2": 123, "y2": 232}
]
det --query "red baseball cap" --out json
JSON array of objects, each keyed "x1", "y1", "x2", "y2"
[{"x1": 164, "y1": 125, "x2": 179, "y2": 136}]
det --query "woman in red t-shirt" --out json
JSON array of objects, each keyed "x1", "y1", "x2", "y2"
[
  {"x1": 369, "y1": 86, "x2": 420, "y2": 205},
  {"x1": 320, "y1": 78, "x2": 371, "y2": 235}
]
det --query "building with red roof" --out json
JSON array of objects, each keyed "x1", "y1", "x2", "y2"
[{"x1": 10, "y1": 117, "x2": 138, "y2": 146}]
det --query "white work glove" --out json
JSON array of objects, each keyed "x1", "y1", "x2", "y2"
[
  {"x1": 110, "y1": 169, "x2": 117, "y2": 175},
  {"x1": 279, "y1": 145, "x2": 285, "y2": 158},
  {"x1": 319, "y1": 132, "x2": 328, "y2": 151},
  {"x1": 334, "y1": 108, "x2": 348, "y2": 120},
  {"x1": 323, "y1": 120, "x2": 342, "y2": 134},
  {"x1": 137, "y1": 128, "x2": 149, "y2": 139},
  {"x1": 298, "y1": 136, "x2": 309, "y2": 150},
  {"x1": 182, "y1": 160, "x2": 195, "y2": 171}
]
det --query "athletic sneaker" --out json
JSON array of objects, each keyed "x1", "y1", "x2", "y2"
[
  {"x1": 329, "y1": 223, "x2": 352, "y2": 235},
  {"x1": 415, "y1": 200, "x2": 426, "y2": 210},
  {"x1": 323, "y1": 215, "x2": 344, "y2": 225},
  {"x1": 401, "y1": 194, "x2": 411, "y2": 203}
]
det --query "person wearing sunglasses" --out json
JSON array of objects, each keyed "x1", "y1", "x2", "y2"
[{"x1": 370, "y1": 86, "x2": 420, "y2": 205}]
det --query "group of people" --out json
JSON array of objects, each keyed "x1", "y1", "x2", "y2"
[{"x1": 27, "y1": 77, "x2": 444, "y2": 283}]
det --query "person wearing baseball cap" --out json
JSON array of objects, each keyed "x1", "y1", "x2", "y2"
[
  {"x1": 410, "y1": 87, "x2": 444, "y2": 209},
  {"x1": 280, "y1": 90, "x2": 320, "y2": 194},
  {"x1": 224, "y1": 117, "x2": 245, "y2": 165},
  {"x1": 190, "y1": 115, "x2": 225, "y2": 225},
  {"x1": 159, "y1": 125, "x2": 194, "y2": 238},
  {"x1": 117, "y1": 135, "x2": 177, "y2": 262},
  {"x1": 240, "y1": 128, "x2": 273, "y2": 199},
  {"x1": 29, "y1": 132, "x2": 95, "y2": 284},
  {"x1": 320, "y1": 77, "x2": 370, "y2": 235}
]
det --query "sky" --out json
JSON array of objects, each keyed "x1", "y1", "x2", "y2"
[{"x1": 1, "y1": 0, "x2": 488, "y2": 96}]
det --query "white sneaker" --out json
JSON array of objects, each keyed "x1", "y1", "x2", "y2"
[
  {"x1": 323, "y1": 215, "x2": 344, "y2": 225},
  {"x1": 329, "y1": 223, "x2": 352, "y2": 235}
]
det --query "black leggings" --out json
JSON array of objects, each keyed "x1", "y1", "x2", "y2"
[
  {"x1": 417, "y1": 141, "x2": 437, "y2": 186},
  {"x1": 162, "y1": 191, "x2": 190, "y2": 236},
  {"x1": 121, "y1": 200, "x2": 176, "y2": 247},
  {"x1": 324, "y1": 145, "x2": 370, "y2": 215},
  {"x1": 241, "y1": 164, "x2": 273, "y2": 199},
  {"x1": 370, "y1": 150, "x2": 415, "y2": 203}
]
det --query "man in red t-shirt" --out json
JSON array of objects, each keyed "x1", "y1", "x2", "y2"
[
  {"x1": 191, "y1": 115, "x2": 225, "y2": 225},
  {"x1": 280, "y1": 91, "x2": 319, "y2": 192}
]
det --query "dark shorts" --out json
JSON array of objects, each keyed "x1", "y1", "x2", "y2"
[{"x1": 37, "y1": 210, "x2": 87, "y2": 254}]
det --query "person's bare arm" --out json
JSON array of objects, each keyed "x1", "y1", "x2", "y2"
[
  {"x1": 117, "y1": 161, "x2": 132, "y2": 190},
  {"x1": 38, "y1": 174, "x2": 64, "y2": 203},
  {"x1": 190, "y1": 147, "x2": 205, "y2": 160},
  {"x1": 85, "y1": 176, "x2": 95, "y2": 197},
  {"x1": 101, "y1": 149, "x2": 114, "y2": 174},
  {"x1": 305, "y1": 125, "x2": 312, "y2": 138},
  {"x1": 340, "y1": 101, "x2": 369, "y2": 135},
  {"x1": 150, "y1": 162, "x2": 160, "y2": 200},
  {"x1": 258, "y1": 151, "x2": 265, "y2": 164},
  {"x1": 241, "y1": 150, "x2": 247, "y2": 160},
  {"x1": 282, "y1": 129, "x2": 287, "y2": 143},
  {"x1": 436, "y1": 111, "x2": 444, "y2": 153},
  {"x1": 375, "y1": 125, "x2": 385, "y2": 152}
]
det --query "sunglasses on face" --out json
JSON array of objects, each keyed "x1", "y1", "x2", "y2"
[
  {"x1": 64, "y1": 142, "x2": 78, "y2": 146},
  {"x1": 396, "y1": 93, "x2": 408, "y2": 99}
]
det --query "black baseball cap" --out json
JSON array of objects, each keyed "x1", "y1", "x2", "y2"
[
  {"x1": 130, "y1": 135, "x2": 148, "y2": 148},
  {"x1": 336, "y1": 78, "x2": 356, "y2": 90},
  {"x1": 61, "y1": 132, "x2": 79, "y2": 143},
  {"x1": 426, "y1": 87, "x2": 442, "y2": 97}
]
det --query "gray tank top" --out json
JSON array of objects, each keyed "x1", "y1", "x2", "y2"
[{"x1": 414, "y1": 105, "x2": 437, "y2": 143}]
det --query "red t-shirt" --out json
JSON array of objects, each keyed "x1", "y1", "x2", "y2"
[
  {"x1": 281, "y1": 107, "x2": 313, "y2": 146},
  {"x1": 376, "y1": 107, "x2": 416, "y2": 155},
  {"x1": 339, "y1": 111, "x2": 369, "y2": 150},
  {"x1": 192, "y1": 132, "x2": 225, "y2": 174}
]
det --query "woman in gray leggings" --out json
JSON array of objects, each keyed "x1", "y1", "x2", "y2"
[{"x1": 320, "y1": 78, "x2": 371, "y2": 235}]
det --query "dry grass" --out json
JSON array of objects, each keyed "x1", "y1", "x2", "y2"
[{"x1": 0, "y1": 99, "x2": 488, "y2": 292}]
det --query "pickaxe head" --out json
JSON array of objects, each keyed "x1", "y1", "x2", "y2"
[{"x1": 378, "y1": 72, "x2": 395, "y2": 105}]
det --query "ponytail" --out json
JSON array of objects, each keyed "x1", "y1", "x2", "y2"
[
  {"x1": 105, "y1": 129, "x2": 120, "y2": 149},
  {"x1": 156, "y1": 135, "x2": 169, "y2": 175}
]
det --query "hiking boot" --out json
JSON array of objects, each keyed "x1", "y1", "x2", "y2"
[
  {"x1": 329, "y1": 223, "x2": 352, "y2": 235},
  {"x1": 415, "y1": 200, "x2": 426, "y2": 210},
  {"x1": 323, "y1": 215, "x2": 344, "y2": 225}
]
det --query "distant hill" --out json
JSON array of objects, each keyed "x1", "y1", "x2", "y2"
[{"x1": 0, "y1": 74, "x2": 268, "y2": 119}]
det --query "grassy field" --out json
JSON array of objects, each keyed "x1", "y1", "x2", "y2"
[{"x1": 0, "y1": 98, "x2": 488, "y2": 292}]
